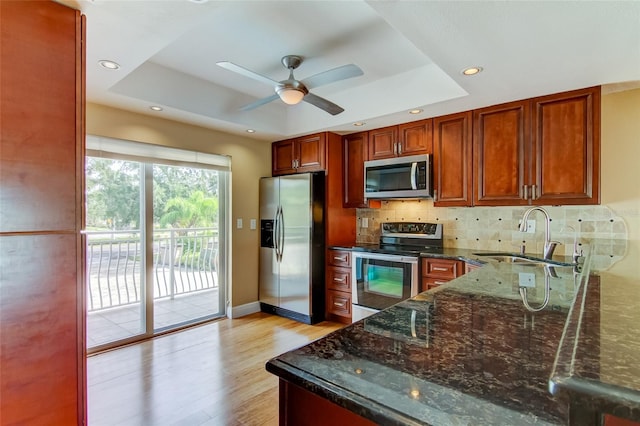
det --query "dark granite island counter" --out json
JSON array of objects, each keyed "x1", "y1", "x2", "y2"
[{"x1": 267, "y1": 259, "x2": 586, "y2": 425}]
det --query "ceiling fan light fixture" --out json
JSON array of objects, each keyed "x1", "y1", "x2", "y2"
[{"x1": 276, "y1": 87, "x2": 305, "y2": 105}]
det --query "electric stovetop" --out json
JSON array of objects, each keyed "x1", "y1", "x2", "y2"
[{"x1": 352, "y1": 222, "x2": 443, "y2": 256}]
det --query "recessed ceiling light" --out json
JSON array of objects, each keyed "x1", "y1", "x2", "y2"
[
  {"x1": 409, "y1": 109, "x2": 423, "y2": 115},
  {"x1": 149, "y1": 106, "x2": 163, "y2": 111},
  {"x1": 98, "y1": 60, "x2": 120, "y2": 70},
  {"x1": 353, "y1": 122, "x2": 366, "y2": 127},
  {"x1": 246, "y1": 129, "x2": 256, "y2": 133},
  {"x1": 462, "y1": 66, "x2": 483, "y2": 76}
]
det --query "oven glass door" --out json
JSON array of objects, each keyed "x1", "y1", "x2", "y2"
[{"x1": 353, "y1": 255, "x2": 416, "y2": 311}]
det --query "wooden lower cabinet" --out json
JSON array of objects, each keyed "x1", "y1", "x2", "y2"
[
  {"x1": 421, "y1": 257, "x2": 465, "y2": 291},
  {"x1": 279, "y1": 379, "x2": 376, "y2": 426},
  {"x1": 326, "y1": 249, "x2": 353, "y2": 323}
]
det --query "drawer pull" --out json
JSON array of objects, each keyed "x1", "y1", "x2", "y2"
[
  {"x1": 434, "y1": 281, "x2": 447, "y2": 285},
  {"x1": 333, "y1": 256, "x2": 347, "y2": 261},
  {"x1": 333, "y1": 277, "x2": 346, "y2": 282},
  {"x1": 333, "y1": 302, "x2": 346, "y2": 307},
  {"x1": 432, "y1": 267, "x2": 449, "y2": 272}
]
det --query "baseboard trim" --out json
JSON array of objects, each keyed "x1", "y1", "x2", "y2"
[{"x1": 227, "y1": 301, "x2": 261, "y2": 319}]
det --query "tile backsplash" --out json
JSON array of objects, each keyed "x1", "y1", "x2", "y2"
[{"x1": 356, "y1": 200, "x2": 628, "y2": 271}]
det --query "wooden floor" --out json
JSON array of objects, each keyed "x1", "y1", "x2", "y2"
[{"x1": 88, "y1": 312, "x2": 344, "y2": 426}]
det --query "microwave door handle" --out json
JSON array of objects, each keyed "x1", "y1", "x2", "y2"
[{"x1": 410, "y1": 162, "x2": 418, "y2": 190}]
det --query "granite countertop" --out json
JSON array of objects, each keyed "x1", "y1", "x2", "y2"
[
  {"x1": 549, "y1": 269, "x2": 640, "y2": 423},
  {"x1": 267, "y1": 252, "x2": 589, "y2": 425}
]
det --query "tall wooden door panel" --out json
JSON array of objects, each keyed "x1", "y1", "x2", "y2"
[
  {"x1": 343, "y1": 132, "x2": 368, "y2": 208},
  {"x1": 434, "y1": 112, "x2": 473, "y2": 207},
  {"x1": 532, "y1": 87, "x2": 600, "y2": 205},
  {"x1": 473, "y1": 101, "x2": 530, "y2": 206},
  {"x1": 0, "y1": 0, "x2": 80, "y2": 233},
  {"x1": 0, "y1": 1, "x2": 86, "y2": 424},
  {"x1": 0, "y1": 234, "x2": 82, "y2": 425}
]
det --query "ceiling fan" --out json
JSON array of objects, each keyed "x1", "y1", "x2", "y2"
[{"x1": 217, "y1": 55, "x2": 363, "y2": 116}]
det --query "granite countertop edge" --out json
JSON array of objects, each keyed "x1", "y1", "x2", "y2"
[
  {"x1": 329, "y1": 245, "x2": 575, "y2": 267},
  {"x1": 266, "y1": 358, "x2": 425, "y2": 426}
]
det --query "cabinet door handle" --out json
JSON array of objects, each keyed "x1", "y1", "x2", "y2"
[
  {"x1": 397, "y1": 142, "x2": 402, "y2": 155},
  {"x1": 432, "y1": 267, "x2": 449, "y2": 272},
  {"x1": 523, "y1": 185, "x2": 529, "y2": 200},
  {"x1": 531, "y1": 184, "x2": 537, "y2": 200}
]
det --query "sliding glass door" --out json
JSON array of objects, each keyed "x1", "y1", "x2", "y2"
[
  {"x1": 85, "y1": 145, "x2": 228, "y2": 352},
  {"x1": 152, "y1": 164, "x2": 224, "y2": 331}
]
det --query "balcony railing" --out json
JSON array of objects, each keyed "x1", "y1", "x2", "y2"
[{"x1": 86, "y1": 228, "x2": 219, "y2": 312}]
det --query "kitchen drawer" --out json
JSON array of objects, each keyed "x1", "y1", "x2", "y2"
[
  {"x1": 422, "y1": 277, "x2": 452, "y2": 292},
  {"x1": 327, "y1": 290, "x2": 351, "y2": 318},
  {"x1": 465, "y1": 262, "x2": 481, "y2": 274},
  {"x1": 422, "y1": 258, "x2": 463, "y2": 279},
  {"x1": 327, "y1": 267, "x2": 351, "y2": 292},
  {"x1": 328, "y1": 249, "x2": 351, "y2": 268}
]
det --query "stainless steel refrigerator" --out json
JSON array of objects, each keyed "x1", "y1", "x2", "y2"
[{"x1": 259, "y1": 172, "x2": 325, "y2": 324}]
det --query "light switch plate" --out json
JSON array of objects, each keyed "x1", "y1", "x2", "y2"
[
  {"x1": 237, "y1": 218, "x2": 243, "y2": 229},
  {"x1": 250, "y1": 219, "x2": 256, "y2": 230},
  {"x1": 519, "y1": 272, "x2": 536, "y2": 288}
]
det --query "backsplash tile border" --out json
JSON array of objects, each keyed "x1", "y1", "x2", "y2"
[{"x1": 356, "y1": 201, "x2": 627, "y2": 271}]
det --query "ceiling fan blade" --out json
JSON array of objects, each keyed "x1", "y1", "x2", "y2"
[
  {"x1": 302, "y1": 64, "x2": 363, "y2": 90},
  {"x1": 216, "y1": 61, "x2": 278, "y2": 87},
  {"x1": 303, "y1": 93, "x2": 344, "y2": 116},
  {"x1": 239, "y1": 94, "x2": 280, "y2": 111}
]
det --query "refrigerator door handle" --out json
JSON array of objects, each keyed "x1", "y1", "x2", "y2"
[
  {"x1": 278, "y1": 206, "x2": 285, "y2": 260},
  {"x1": 274, "y1": 206, "x2": 281, "y2": 261}
]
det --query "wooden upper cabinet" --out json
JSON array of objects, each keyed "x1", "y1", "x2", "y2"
[
  {"x1": 473, "y1": 101, "x2": 531, "y2": 206},
  {"x1": 368, "y1": 120, "x2": 432, "y2": 160},
  {"x1": 297, "y1": 133, "x2": 326, "y2": 172},
  {"x1": 272, "y1": 133, "x2": 326, "y2": 176},
  {"x1": 472, "y1": 86, "x2": 600, "y2": 206},
  {"x1": 434, "y1": 112, "x2": 473, "y2": 207},
  {"x1": 272, "y1": 139, "x2": 297, "y2": 176},
  {"x1": 531, "y1": 86, "x2": 600, "y2": 205},
  {"x1": 343, "y1": 132, "x2": 369, "y2": 208},
  {"x1": 398, "y1": 119, "x2": 433, "y2": 156},
  {"x1": 368, "y1": 126, "x2": 398, "y2": 160}
]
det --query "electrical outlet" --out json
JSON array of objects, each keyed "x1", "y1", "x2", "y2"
[
  {"x1": 526, "y1": 219, "x2": 536, "y2": 233},
  {"x1": 236, "y1": 218, "x2": 243, "y2": 229},
  {"x1": 250, "y1": 219, "x2": 256, "y2": 230},
  {"x1": 519, "y1": 272, "x2": 536, "y2": 288},
  {"x1": 361, "y1": 217, "x2": 368, "y2": 228}
]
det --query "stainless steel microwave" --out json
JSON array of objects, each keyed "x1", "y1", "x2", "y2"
[{"x1": 364, "y1": 154, "x2": 432, "y2": 199}]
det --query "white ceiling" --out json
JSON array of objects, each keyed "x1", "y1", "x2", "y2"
[{"x1": 59, "y1": 0, "x2": 640, "y2": 142}]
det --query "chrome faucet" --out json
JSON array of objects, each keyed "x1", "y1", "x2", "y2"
[{"x1": 519, "y1": 207, "x2": 560, "y2": 260}]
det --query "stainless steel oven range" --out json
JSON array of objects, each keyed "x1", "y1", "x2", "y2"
[{"x1": 351, "y1": 222, "x2": 443, "y2": 322}]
